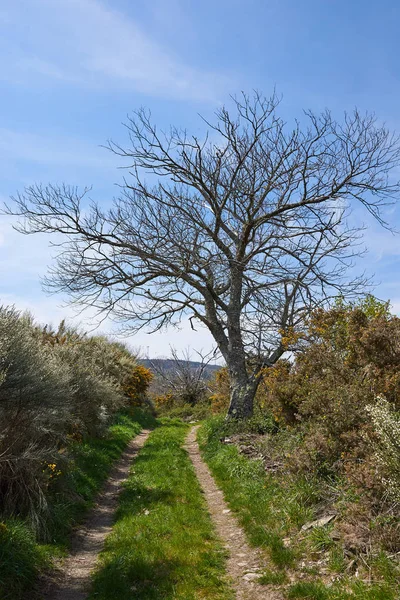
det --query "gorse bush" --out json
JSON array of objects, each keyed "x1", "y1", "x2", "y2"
[
  {"x1": 0, "y1": 306, "x2": 152, "y2": 534},
  {"x1": 207, "y1": 296, "x2": 400, "y2": 557},
  {"x1": 259, "y1": 297, "x2": 400, "y2": 465}
]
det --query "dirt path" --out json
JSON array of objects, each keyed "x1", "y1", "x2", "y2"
[
  {"x1": 42, "y1": 429, "x2": 151, "y2": 600},
  {"x1": 185, "y1": 426, "x2": 283, "y2": 600}
]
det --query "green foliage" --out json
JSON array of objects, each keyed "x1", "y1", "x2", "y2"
[
  {"x1": 309, "y1": 526, "x2": 334, "y2": 552},
  {"x1": 287, "y1": 580, "x2": 398, "y2": 600},
  {"x1": 157, "y1": 400, "x2": 213, "y2": 421},
  {"x1": 201, "y1": 410, "x2": 277, "y2": 440},
  {"x1": 90, "y1": 420, "x2": 233, "y2": 599},
  {"x1": 328, "y1": 546, "x2": 346, "y2": 573},
  {"x1": 259, "y1": 569, "x2": 288, "y2": 585},
  {"x1": 287, "y1": 581, "x2": 329, "y2": 599}
]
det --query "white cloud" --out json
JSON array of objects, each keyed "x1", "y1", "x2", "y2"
[
  {"x1": 0, "y1": 128, "x2": 116, "y2": 170},
  {"x1": 1, "y1": 0, "x2": 231, "y2": 102}
]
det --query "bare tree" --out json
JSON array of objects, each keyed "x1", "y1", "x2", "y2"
[
  {"x1": 7, "y1": 92, "x2": 400, "y2": 418},
  {"x1": 149, "y1": 347, "x2": 217, "y2": 406}
]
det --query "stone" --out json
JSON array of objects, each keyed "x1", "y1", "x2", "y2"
[
  {"x1": 301, "y1": 514, "x2": 336, "y2": 531},
  {"x1": 242, "y1": 572, "x2": 260, "y2": 582}
]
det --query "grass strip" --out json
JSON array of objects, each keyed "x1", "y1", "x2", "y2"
[
  {"x1": 198, "y1": 417, "x2": 399, "y2": 600},
  {"x1": 0, "y1": 408, "x2": 156, "y2": 600},
  {"x1": 47, "y1": 408, "x2": 157, "y2": 545},
  {"x1": 90, "y1": 418, "x2": 234, "y2": 600}
]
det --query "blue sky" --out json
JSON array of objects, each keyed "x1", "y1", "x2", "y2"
[{"x1": 1, "y1": 0, "x2": 400, "y2": 357}]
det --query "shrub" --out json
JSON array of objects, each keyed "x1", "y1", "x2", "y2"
[
  {"x1": 0, "y1": 308, "x2": 72, "y2": 530},
  {"x1": 0, "y1": 307, "x2": 148, "y2": 534},
  {"x1": 366, "y1": 396, "x2": 400, "y2": 500},
  {"x1": 122, "y1": 364, "x2": 153, "y2": 404}
]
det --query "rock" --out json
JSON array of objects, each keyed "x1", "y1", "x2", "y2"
[
  {"x1": 223, "y1": 509, "x2": 231, "y2": 514},
  {"x1": 242, "y1": 572, "x2": 260, "y2": 582},
  {"x1": 301, "y1": 514, "x2": 336, "y2": 531}
]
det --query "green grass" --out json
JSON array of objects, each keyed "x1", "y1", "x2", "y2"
[
  {"x1": 198, "y1": 417, "x2": 400, "y2": 600},
  {"x1": 198, "y1": 417, "x2": 308, "y2": 568},
  {"x1": 287, "y1": 580, "x2": 399, "y2": 600},
  {"x1": 287, "y1": 581, "x2": 329, "y2": 599},
  {"x1": 0, "y1": 408, "x2": 155, "y2": 600},
  {"x1": 90, "y1": 419, "x2": 234, "y2": 600},
  {"x1": 0, "y1": 520, "x2": 51, "y2": 600},
  {"x1": 46, "y1": 408, "x2": 157, "y2": 545},
  {"x1": 259, "y1": 569, "x2": 289, "y2": 585}
]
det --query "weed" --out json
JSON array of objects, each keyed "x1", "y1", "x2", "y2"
[
  {"x1": 309, "y1": 526, "x2": 334, "y2": 552},
  {"x1": 328, "y1": 546, "x2": 346, "y2": 573}
]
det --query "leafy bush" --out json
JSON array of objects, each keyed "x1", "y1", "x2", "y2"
[
  {"x1": 260, "y1": 297, "x2": 400, "y2": 465},
  {"x1": 122, "y1": 364, "x2": 153, "y2": 404}
]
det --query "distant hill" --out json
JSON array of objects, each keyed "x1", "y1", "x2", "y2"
[{"x1": 139, "y1": 358, "x2": 222, "y2": 379}]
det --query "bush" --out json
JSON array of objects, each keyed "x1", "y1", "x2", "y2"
[
  {"x1": 0, "y1": 307, "x2": 151, "y2": 534},
  {"x1": 0, "y1": 308, "x2": 72, "y2": 531},
  {"x1": 259, "y1": 297, "x2": 400, "y2": 464},
  {"x1": 122, "y1": 364, "x2": 153, "y2": 405},
  {"x1": 366, "y1": 396, "x2": 400, "y2": 500}
]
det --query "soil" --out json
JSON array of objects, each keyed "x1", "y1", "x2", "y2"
[
  {"x1": 185, "y1": 426, "x2": 283, "y2": 600},
  {"x1": 40, "y1": 429, "x2": 151, "y2": 600}
]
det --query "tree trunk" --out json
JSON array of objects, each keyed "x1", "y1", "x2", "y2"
[{"x1": 226, "y1": 373, "x2": 257, "y2": 419}]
